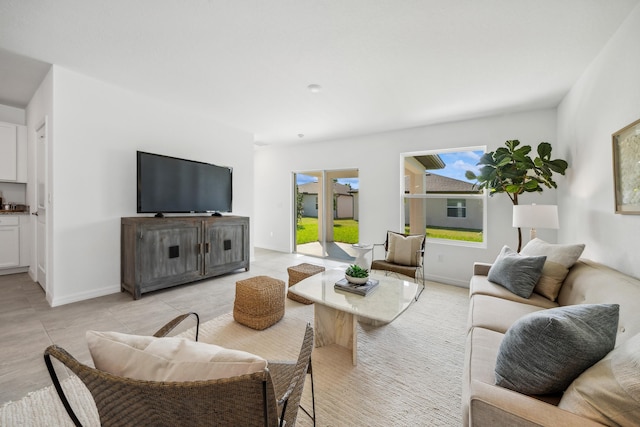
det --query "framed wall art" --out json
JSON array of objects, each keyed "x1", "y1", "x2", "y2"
[{"x1": 612, "y1": 118, "x2": 640, "y2": 214}]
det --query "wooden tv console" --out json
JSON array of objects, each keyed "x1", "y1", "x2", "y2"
[{"x1": 121, "y1": 215, "x2": 249, "y2": 299}]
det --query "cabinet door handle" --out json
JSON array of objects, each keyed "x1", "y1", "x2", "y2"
[{"x1": 205, "y1": 242, "x2": 210, "y2": 253}]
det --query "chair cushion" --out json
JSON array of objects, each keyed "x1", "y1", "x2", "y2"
[
  {"x1": 520, "y1": 239, "x2": 585, "y2": 301},
  {"x1": 385, "y1": 231, "x2": 424, "y2": 266},
  {"x1": 370, "y1": 259, "x2": 418, "y2": 279},
  {"x1": 494, "y1": 304, "x2": 619, "y2": 395},
  {"x1": 487, "y1": 246, "x2": 546, "y2": 298},
  {"x1": 558, "y1": 332, "x2": 640, "y2": 426},
  {"x1": 86, "y1": 330, "x2": 267, "y2": 382}
]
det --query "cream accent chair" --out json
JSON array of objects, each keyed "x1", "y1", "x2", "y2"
[{"x1": 371, "y1": 231, "x2": 426, "y2": 300}]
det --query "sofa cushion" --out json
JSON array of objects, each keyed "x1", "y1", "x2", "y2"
[
  {"x1": 462, "y1": 327, "x2": 505, "y2": 424},
  {"x1": 468, "y1": 295, "x2": 545, "y2": 334},
  {"x1": 487, "y1": 246, "x2": 546, "y2": 298},
  {"x1": 385, "y1": 231, "x2": 424, "y2": 266},
  {"x1": 495, "y1": 304, "x2": 619, "y2": 395},
  {"x1": 87, "y1": 330, "x2": 267, "y2": 382},
  {"x1": 558, "y1": 332, "x2": 640, "y2": 426},
  {"x1": 469, "y1": 275, "x2": 559, "y2": 309},
  {"x1": 520, "y1": 239, "x2": 585, "y2": 301}
]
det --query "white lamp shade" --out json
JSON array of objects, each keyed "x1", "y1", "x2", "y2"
[{"x1": 512, "y1": 204, "x2": 559, "y2": 229}]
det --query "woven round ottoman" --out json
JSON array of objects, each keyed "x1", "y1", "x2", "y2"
[
  {"x1": 233, "y1": 276, "x2": 285, "y2": 330},
  {"x1": 287, "y1": 263, "x2": 325, "y2": 305}
]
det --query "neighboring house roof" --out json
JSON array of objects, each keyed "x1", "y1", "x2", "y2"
[
  {"x1": 425, "y1": 173, "x2": 481, "y2": 194},
  {"x1": 414, "y1": 154, "x2": 446, "y2": 170},
  {"x1": 298, "y1": 182, "x2": 353, "y2": 195}
]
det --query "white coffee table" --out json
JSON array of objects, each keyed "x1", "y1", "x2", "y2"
[{"x1": 288, "y1": 268, "x2": 418, "y2": 365}]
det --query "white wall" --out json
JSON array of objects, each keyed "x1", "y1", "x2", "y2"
[
  {"x1": 0, "y1": 104, "x2": 26, "y2": 125},
  {"x1": 255, "y1": 108, "x2": 558, "y2": 287},
  {"x1": 557, "y1": 2, "x2": 640, "y2": 278},
  {"x1": 27, "y1": 66, "x2": 254, "y2": 306}
]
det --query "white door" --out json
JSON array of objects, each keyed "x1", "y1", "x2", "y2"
[{"x1": 35, "y1": 123, "x2": 47, "y2": 290}]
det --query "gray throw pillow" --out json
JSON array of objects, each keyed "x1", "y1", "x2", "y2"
[
  {"x1": 487, "y1": 246, "x2": 546, "y2": 298},
  {"x1": 495, "y1": 304, "x2": 619, "y2": 395}
]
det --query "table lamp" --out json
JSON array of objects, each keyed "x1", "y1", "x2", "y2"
[{"x1": 512, "y1": 204, "x2": 559, "y2": 241}]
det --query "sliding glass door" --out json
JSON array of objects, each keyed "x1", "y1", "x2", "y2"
[{"x1": 294, "y1": 169, "x2": 359, "y2": 261}]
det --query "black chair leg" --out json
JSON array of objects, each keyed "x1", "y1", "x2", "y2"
[{"x1": 299, "y1": 360, "x2": 316, "y2": 426}]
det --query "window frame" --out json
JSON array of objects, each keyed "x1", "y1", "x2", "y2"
[{"x1": 400, "y1": 146, "x2": 487, "y2": 249}]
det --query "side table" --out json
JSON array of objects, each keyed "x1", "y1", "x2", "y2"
[{"x1": 351, "y1": 244, "x2": 373, "y2": 270}]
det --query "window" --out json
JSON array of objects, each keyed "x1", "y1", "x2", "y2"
[
  {"x1": 401, "y1": 147, "x2": 486, "y2": 246},
  {"x1": 447, "y1": 199, "x2": 466, "y2": 218}
]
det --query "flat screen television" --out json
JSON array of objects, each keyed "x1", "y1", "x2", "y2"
[{"x1": 137, "y1": 151, "x2": 232, "y2": 216}]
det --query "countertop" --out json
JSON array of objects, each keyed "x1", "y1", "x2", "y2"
[{"x1": 0, "y1": 210, "x2": 29, "y2": 215}]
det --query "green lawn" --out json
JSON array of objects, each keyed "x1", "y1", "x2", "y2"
[
  {"x1": 428, "y1": 227, "x2": 482, "y2": 242},
  {"x1": 297, "y1": 218, "x2": 482, "y2": 244},
  {"x1": 406, "y1": 225, "x2": 483, "y2": 242},
  {"x1": 296, "y1": 217, "x2": 359, "y2": 244}
]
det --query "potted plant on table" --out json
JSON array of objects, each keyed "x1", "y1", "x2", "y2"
[
  {"x1": 465, "y1": 140, "x2": 568, "y2": 252},
  {"x1": 345, "y1": 264, "x2": 370, "y2": 285}
]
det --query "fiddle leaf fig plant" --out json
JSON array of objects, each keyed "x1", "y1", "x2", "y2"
[{"x1": 465, "y1": 140, "x2": 568, "y2": 251}]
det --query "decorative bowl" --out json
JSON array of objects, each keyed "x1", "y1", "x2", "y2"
[{"x1": 345, "y1": 274, "x2": 369, "y2": 285}]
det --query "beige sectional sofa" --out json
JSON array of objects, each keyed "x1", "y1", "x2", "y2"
[{"x1": 463, "y1": 255, "x2": 640, "y2": 426}]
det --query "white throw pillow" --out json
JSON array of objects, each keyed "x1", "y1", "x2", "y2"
[
  {"x1": 520, "y1": 238, "x2": 585, "y2": 301},
  {"x1": 559, "y1": 333, "x2": 640, "y2": 426},
  {"x1": 386, "y1": 232, "x2": 424, "y2": 267},
  {"x1": 86, "y1": 330, "x2": 267, "y2": 382}
]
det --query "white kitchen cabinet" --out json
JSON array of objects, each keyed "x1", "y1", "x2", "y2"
[
  {"x1": 0, "y1": 215, "x2": 30, "y2": 272},
  {"x1": 0, "y1": 122, "x2": 27, "y2": 183},
  {"x1": 0, "y1": 216, "x2": 20, "y2": 268}
]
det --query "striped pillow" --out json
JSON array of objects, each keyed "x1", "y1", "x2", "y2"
[{"x1": 386, "y1": 232, "x2": 424, "y2": 267}]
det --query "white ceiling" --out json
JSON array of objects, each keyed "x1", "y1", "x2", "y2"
[{"x1": 0, "y1": 0, "x2": 638, "y2": 145}]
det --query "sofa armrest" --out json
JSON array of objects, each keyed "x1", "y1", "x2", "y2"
[
  {"x1": 473, "y1": 262, "x2": 492, "y2": 276},
  {"x1": 469, "y1": 380, "x2": 605, "y2": 427}
]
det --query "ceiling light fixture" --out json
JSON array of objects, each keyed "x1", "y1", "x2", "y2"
[
  {"x1": 307, "y1": 84, "x2": 322, "y2": 93},
  {"x1": 298, "y1": 134, "x2": 305, "y2": 138}
]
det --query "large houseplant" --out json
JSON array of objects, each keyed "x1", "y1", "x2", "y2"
[{"x1": 465, "y1": 140, "x2": 568, "y2": 251}]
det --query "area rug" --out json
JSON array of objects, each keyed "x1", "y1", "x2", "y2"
[{"x1": 0, "y1": 281, "x2": 469, "y2": 426}]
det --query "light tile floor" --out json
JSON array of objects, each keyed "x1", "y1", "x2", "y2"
[{"x1": 0, "y1": 248, "x2": 349, "y2": 404}]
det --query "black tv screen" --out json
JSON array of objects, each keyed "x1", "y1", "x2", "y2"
[{"x1": 137, "y1": 151, "x2": 232, "y2": 215}]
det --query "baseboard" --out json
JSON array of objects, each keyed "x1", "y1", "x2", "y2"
[
  {"x1": 49, "y1": 284, "x2": 122, "y2": 307},
  {"x1": 424, "y1": 273, "x2": 468, "y2": 289},
  {"x1": 0, "y1": 266, "x2": 29, "y2": 276}
]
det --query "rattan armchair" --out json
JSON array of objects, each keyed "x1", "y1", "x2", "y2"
[
  {"x1": 371, "y1": 231, "x2": 426, "y2": 300},
  {"x1": 44, "y1": 313, "x2": 315, "y2": 427}
]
